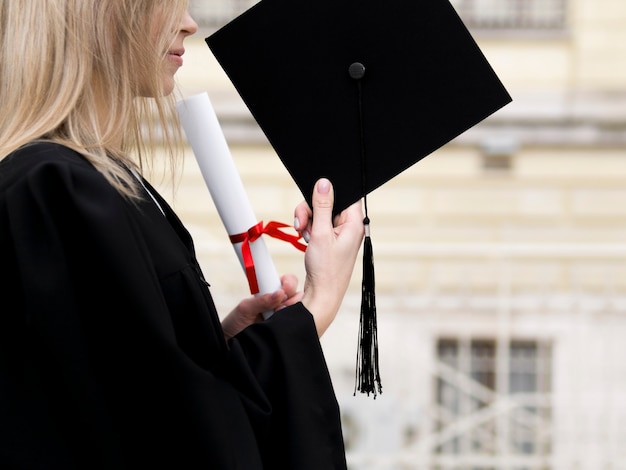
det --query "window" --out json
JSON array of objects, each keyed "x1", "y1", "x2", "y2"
[
  {"x1": 190, "y1": 0, "x2": 567, "y2": 34},
  {"x1": 434, "y1": 338, "x2": 552, "y2": 469},
  {"x1": 189, "y1": 0, "x2": 259, "y2": 28},
  {"x1": 450, "y1": 0, "x2": 567, "y2": 32}
]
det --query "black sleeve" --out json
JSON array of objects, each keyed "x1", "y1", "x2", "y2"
[
  {"x1": 0, "y1": 145, "x2": 346, "y2": 470},
  {"x1": 229, "y1": 305, "x2": 347, "y2": 469}
]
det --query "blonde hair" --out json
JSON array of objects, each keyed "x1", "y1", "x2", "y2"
[{"x1": 0, "y1": 0, "x2": 189, "y2": 197}]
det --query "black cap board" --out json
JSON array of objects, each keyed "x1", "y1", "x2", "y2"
[{"x1": 206, "y1": 0, "x2": 512, "y2": 215}]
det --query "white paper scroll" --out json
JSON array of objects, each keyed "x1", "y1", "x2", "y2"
[{"x1": 176, "y1": 92, "x2": 281, "y2": 319}]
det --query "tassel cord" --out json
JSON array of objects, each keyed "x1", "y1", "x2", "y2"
[{"x1": 351, "y1": 63, "x2": 382, "y2": 397}]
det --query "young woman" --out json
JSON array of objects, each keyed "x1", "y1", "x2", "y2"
[{"x1": 0, "y1": 1, "x2": 364, "y2": 468}]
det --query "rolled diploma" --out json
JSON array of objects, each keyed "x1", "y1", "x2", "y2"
[{"x1": 176, "y1": 92, "x2": 280, "y2": 319}]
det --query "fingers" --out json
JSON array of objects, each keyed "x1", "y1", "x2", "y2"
[
  {"x1": 293, "y1": 200, "x2": 312, "y2": 232},
  {"x1": 222, "y1": 290, "x2": 286, "y2": 339},
  {"x1": 242, "y1": 274, "x2": 301, "y2": 315},
  {"x1": 280, "y1": 274, "x2": 298, "y2": 299},
  {"x1": 309, "y1": 178, "x2": 334, "y2": 240},
  {"x1": 237, "y1": 295, "x2": 277, "y2": 318},
  {"x1": 335, "y1": 200, "x2": 366, "y2": 238},
  {"x1": 293, "y1": 178, "x2": 334, "y2": 243},
  {"x1": 221, "y1": 297, "x2": 264, "y2": 340},
  {"x1": 294, "y1": 200, "x2": 312, "y2": 243}
]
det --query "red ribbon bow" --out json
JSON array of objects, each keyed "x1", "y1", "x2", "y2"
[{"x1": 229, "y1": 221, "x2": 307, "y2": 294}]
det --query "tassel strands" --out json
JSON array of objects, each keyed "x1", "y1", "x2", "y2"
[
  {"x1": 349, "y1": 62, "x2": 382, "y2": 397},
  {"x1": 355, "y1": 216, "x2": 382, "y2": 397}
]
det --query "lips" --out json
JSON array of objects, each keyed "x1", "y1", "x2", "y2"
[{"x1": 168, "y1": 49, "x2": 184, "y2": 66}]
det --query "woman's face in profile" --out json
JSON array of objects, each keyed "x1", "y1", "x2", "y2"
[
  {"x1": 144, "y1": 9, "x2": 197, "y2": 97},
  {"x1": 162, "y1": 11, "x2": 197, "y2": 95}
]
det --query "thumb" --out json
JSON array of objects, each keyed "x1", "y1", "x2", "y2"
[{"x1": 311, "y1": 178, "x2": 334, "y2": 234}]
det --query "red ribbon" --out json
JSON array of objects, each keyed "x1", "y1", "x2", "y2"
[{"x1": 229, "y1": 221, "x2": 307, "y2": 294}]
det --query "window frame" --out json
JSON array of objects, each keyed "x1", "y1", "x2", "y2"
[{"x1": 434, "y1": 337, "x2": 553, "y2": 465}]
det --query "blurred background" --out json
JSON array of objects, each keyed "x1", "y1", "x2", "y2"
[{"x1": 161, "y1": 0, "x2": 626, "y2": 468}]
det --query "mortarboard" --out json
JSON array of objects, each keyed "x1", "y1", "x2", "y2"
[{"x1": 206, "y1": 0, "x2": 512, "y2": 397}]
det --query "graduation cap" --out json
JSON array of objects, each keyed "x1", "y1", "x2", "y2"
[{"x1": 206, "y1": 0, "x2": 512, "y2": 397}]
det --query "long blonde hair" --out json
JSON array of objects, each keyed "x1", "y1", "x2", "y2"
[{"x1": 0, "y1": 0, "x2": 189, "y2": 197}]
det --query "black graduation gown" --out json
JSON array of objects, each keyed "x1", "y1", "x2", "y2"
[{"x1": 0, "y1": 142, "x2": 347, "y2": 469}]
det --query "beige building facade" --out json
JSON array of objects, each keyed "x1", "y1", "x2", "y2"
[{"x1": 159, "y1": 0, "x2": 626, "y2": 468}]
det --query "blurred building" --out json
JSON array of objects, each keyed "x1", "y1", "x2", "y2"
[{"x1": 164, "y1": 0, "x2": 626, "y2": 468}]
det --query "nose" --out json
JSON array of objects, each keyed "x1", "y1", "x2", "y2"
[{"x1": 181, "y1": 11, "x2": 198, "y2": 36}]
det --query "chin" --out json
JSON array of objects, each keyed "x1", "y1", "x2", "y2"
[{"x1": 161, "y1": 77, "x2": 176, "y2": 96}]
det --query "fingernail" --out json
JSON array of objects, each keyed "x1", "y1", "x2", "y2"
[
  {"x1": 317, "y1": 178, "x2": 330, "y2": 194},
  {"x1": 303, "y1": 230, "x2": 311, "y2": 243},
  {"x1": 293, "y1": 217, "x2": 300, "y2": 230}
]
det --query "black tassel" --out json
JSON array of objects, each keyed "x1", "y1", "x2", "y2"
[
  {"x1": 355, "y1": 216, "x2": 382, "y2": 397},
  {"x1": 349, "y1": 62, "x2": 381, "y2": 397}
]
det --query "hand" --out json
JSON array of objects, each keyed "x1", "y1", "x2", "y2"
[
  {"x1": 294, "y1": 178, "x2": 364, "y2": 337},
  {"x1": 221, "y1": 274, "x2": 302, "y2": 341}
]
